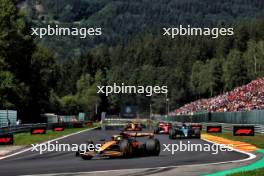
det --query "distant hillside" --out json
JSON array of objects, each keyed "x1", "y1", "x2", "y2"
[{"x1": 20, "y1": 0, "x2": 264, "y2": 60}]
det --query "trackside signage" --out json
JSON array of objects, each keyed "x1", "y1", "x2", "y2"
[
  {"x1": 207, "y1": 126, "x2": 222, "y2": 133},
  {"x1": 31, "y1": 127, "x2": 46, "y2": 135},
  {"x1": 0, "y1": 134, "x2": 13, "y2": 145},
  {"x1": 53, "y1": 126, "x2": 64, "y2": 132},
  {"x1": 191, "y1": 124, "x2": 202, "y2": 131},
  {"x1": 233, "y1": 126, "x2": 254, "y2": 136},
  {"x1": 52, "y1": 124, "x2": 64, "y2": 131}
]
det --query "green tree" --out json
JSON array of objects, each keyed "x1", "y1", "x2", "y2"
[
  {"x1": 190, "y1": 61, "x2": 204, "y2": 96},
  {"x1": 223, "y1": 50, "x2": 249, "y2": 90},
  {"x1": 0, "y1": 0, "x2": 59, "y2": 122},
  {"x1": 206, "y1": 58, "x2": 223, "y2": 96},
  {"x1": 76, "y1": 72, "x2": 101, "y2": 113},
  {"x1": 244, "y1": 40, "x2": 264, "y2": 79},
  {"x1": 59, "y1": 95, "x2": 81, "y2": 115},
  {"x1": 0, "y1": 57, "x2": 14, "y2": 108}
]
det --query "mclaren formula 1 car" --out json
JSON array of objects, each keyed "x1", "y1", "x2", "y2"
[
  {"x1": 124, "y1": 121, "x2": 142, "y2": 131},
  {"x1": 154, "y1": 122, "x2": 172, "y2": 134},
  {"x1": 169, "y1": 124, "x2": 201, "y2": 139},
  {"x1": 77, "y1": 132, "x2": 160, "y2": 160}
]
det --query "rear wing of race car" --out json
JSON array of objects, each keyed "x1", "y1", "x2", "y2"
[{"x1": 158, "y1": 121, "x2": 171, "y2": 124}]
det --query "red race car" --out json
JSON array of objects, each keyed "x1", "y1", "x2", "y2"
[{"x1": 154, "y1": 122, "x2": 172, "y2": 134}]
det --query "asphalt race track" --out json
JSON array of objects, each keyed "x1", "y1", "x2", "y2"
[{"x1": 0, "y1": 127, "x2": 248, "y2": 176}]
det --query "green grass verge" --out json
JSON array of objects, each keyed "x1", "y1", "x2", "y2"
[
  {"x1": 206, "y1": 131, "x2": 264, "y2": 176},
  {"x1": 227, "y1": 167, "x2": 264, "y2": 176},
  {"x1": 14, "y1": 124, "x2": 98, "y2": 146},
  {"x1": 204, "y1": 131, "x2": 264, "y2": 149}
]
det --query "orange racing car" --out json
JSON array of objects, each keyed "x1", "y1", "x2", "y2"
[
  {"x1": 124, "y1": 121, "x2": 142, "y2": 131},
  {"x1": 77, "y1": 132, "x2": 160, "y2": 160}
]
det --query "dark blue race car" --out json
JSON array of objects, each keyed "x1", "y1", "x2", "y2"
[{"x1": 169, "y1": 124, "x2": 201, "y2": 139}]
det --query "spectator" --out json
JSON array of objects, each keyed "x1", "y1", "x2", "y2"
[{"x1": 174, "y1": 77, "x2": 264, "y2": 115}]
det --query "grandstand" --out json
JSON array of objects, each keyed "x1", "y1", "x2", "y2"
[{"x1": 173, "y1": 77, "x2": 264, "y2": 115}]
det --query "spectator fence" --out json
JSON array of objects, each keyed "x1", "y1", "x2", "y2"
[{"x1": 153, "y1": 110, "x2": 264, "y2": 125}]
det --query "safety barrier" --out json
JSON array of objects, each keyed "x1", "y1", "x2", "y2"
[
  {"x1": 0, "y1": 121, "x2": 91, "y2": 135},
  {"x1": 0, "y1": 123, "x2": 47, "y2": 135}
]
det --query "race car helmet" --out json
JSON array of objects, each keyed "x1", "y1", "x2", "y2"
[{"x1": 112, "y1": 135, "x2": 123, "y2": 141}]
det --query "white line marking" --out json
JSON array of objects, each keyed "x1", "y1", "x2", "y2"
[
  {"x1": 0, "y1": 127, "x2": 98, "y2": 160},
  {"x1": 202, "y1": 138, "x2": 256, "y2": 162},
  {"x1": 20, "y1": 138, "x2": 257, "y2": 176}
]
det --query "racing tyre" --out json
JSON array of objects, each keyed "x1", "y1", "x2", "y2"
[
  {"x1": 194, "y1": 128, "x2": 201, "y2": 139},
  {"x1": 146, "y1": 138, "x2": 160, "y2": 156},
  {"x1": 81, "y1": 154, "x2": 93, "y2": 160},
  {"x1": 76, "y1": 140, "x2": 93, "y2": 156},
  {"x1": 154, "y1": 127, "x2": 160, "y2": 134},
  {"x1": 75, "y1": 150, "x2": 80, "y2": 157},
  {"x1": 169, "y1": 129, "x2": 176, "y2": 139},
  {"x1": 120, "y1": 140, "x2": 133, "y2": 158},
  {"x1": 75, "y1": 140, "x2": 94, "y2": 157}
]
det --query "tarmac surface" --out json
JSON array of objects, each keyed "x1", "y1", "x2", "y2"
[{"x1": 0, "y1": 127, "x2": 249, "y2": 176}]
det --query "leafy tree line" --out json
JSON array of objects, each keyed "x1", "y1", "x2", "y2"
[
  {"x1": 20, "y1": 0, "x2": 264, "y2": 60},
  {"x1": 0, "y1": 0, "x2": 104, "y2": 121},
  {"x1": 58, "y1": 19, "x2": 264, "y2": 115},
  {"x1": 1, "y1": 0, "x2": 264, "y2": 123},
  {"x1": 0, "y1": 0, "x2": 57, "y2": 122}
]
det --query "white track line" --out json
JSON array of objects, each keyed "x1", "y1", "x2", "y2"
[
  {"x1": 0, "y1": 127, "x2": 98, "y2": 160},
  {"x1": 202, "y1": 138, "x2": 256, "y2": 162},
  {"x1": 21, "y1": 138, "x2": 257, "y2": 176}
]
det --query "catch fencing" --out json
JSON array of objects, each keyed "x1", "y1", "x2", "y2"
[{"x1": 0, "y1": 110, "x2": 17, "y2": 128}]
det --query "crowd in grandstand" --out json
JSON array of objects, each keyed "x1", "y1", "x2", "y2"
[{"x1": 174, "y1": 77, "x2": 264, "y2": 115}]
